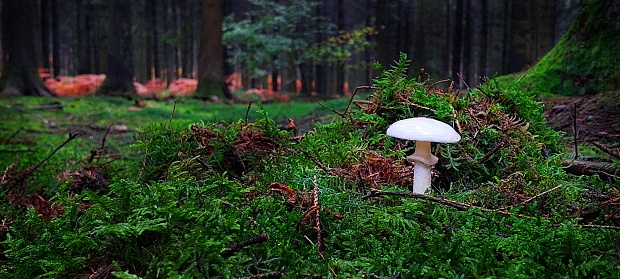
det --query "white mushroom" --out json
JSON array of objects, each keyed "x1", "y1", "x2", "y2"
[{"x1": 386, "y1": 117, "x2": 461, "y2": 194}]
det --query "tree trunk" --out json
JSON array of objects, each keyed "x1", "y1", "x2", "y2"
[
  {"x1": 76, "y1": 0, "x2": 92, "y2": 74},
  {"x1": 196, "y1": 0, "x2": 231, "y2": 100},
  {"x1": 40, "y1": 0, "x2": 52, "y2": 69},
  {"x1": 452, "y1": 0, "x2": 464, "y2": 84},
  {"x1": 375, "y1": 0, "x2": 389, "y2": 70},
  {"x1": 336, "y1": 0, "x2": 345, "y2": 96},
  {"x1": 97, "y1": 0, "x2": 134, "y2": 97},
  {"x1": 0, "y1": 0, "x2": 55, "y2": 96},
  {"x1": 479, "y1": 0, "x2": 488, "y2": 76}
]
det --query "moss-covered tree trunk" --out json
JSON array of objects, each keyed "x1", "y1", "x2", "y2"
[
  {"x1": 196, "y1": 0, "x2": 231, "y2": 100},
  {"x1": 0, "y1": 0, "x2": 55, "y2": 97},
  {"x1": 97, "y1": 0, "x2": 135, "y2": 98},
  {"x1": 523, "y1": 0, "x2": 620, "y2": 96}
]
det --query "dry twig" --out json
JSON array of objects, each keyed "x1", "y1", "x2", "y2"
[
  {"x1": 499, "y1": 185, "x2": 563, "y2": 210},
  {"x1": 362, "y1": 189, "x2": 530, "y2": 218}
]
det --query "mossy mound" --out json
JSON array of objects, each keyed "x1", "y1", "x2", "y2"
[
  {"x1": 508, "y1": 0, "x2": 620, "y2": 96},
  {"x1": 3, "y1": 54, "x2": 620, "y2": 278}
]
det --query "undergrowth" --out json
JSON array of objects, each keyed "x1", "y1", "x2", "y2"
[{"x1": 1, "y1": 54, "x2": 619, "y2": 278}]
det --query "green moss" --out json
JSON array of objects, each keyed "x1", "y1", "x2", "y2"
[{"x1": 509, "y1": 0, "x2": 620, "y2": 96}]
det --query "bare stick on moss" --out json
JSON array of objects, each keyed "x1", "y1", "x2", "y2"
[
  {"x1": 313, "y1": 175, "x2": 325, "y2": 259},
  {"x1": 573, "y1": 103, "x2": 579, "y2": 159},
  {"x1": 298, "y1": 148, "x2": 340, "y2": 176},
  {"x1": 3, "y1": 128, "x2": 23, "y2": 144},
  {"x1": 245, "y1": 101, "x2": 253, "y2": 123},
  {"x1": 221, "y1": 231, "x2": 269, "y2": 258},
  {"x1": 235, "y1": 270, "x2": 284, "y2": 279},
  {"x1": 343, "y1": 85, "x2": 375, "y2": 116},
  {"x1": 6, "y1": 132, "x2": 79, "y2": 193},
  {"x1": 87, "y1": 124, "x2": 114, "y2": 163},
  {"x1": 591, "y1": 141, "x2": 620, "y2": 160},
  {"x1": 425, "y1": 79, "x2": 451, "y2": 95},
  {"x1": 478, "y1": 142, "x2": 506, "y2": 164},
  {"x1": 167, "y1": 100, "x2": 177, "y2": 129},
  {"x1": 318, "y1": 102, "x2": 345, "y2": 118},
  {"x1": 499, "y1": 185, "x2": 563, "y2": 210},
  {"x1": 456, "y1": 73, "x2": 470, "y2": 91},
  {"x1": 362, "y1": 189, "x2": 530, "y2": 219}
]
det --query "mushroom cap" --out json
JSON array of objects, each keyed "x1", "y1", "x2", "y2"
[{"x1": 386, "y1": 117, "x2": 461, "y2": 143}]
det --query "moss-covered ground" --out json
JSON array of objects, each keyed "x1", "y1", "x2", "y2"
[
  {"x1": 1, "y1": 55, "x2": 619, "y2": 278},
  {"x1": 500, "y1": 0, "x2": 620, "y2": 97}
]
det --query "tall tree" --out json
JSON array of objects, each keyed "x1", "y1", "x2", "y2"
[
  {"x1": 76, "y1": 0, "x2": 92, "y2": 74},
  {"x1": 0, "y1": 0, "x2": 55, "y2": 96},
  {"x1": 97, "y1": 0, "x2": 135, "y2": 96},
  {"x1": 451, "y1": 0, "x2": 464, "y2": 83},
  {"x1": 196, "y1": 0, "x2": 231, "y2": 99}
]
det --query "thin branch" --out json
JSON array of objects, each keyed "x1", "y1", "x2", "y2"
[
  {"x1": 425, "y1": 79, "x2": 451, "y2": 95},
  {"x1": 3, "y1": 128, "x2": 23, "y2": 144},
  {"x1": 313, "y1": 175, "x2": 324, "y2": 259},
  {"x1": 571, "y1": 224, "x2": 620, "y2": 230},
  {"x1": 5, "y1": 132, "x2": 79, "y2": 193},
  {"x1": 235, "y1": 270, "x2": 284, "y2": 279},
  {"x1": 456, "y1": 73, "x2": 470, "y2": 91},
  {"x1": 318, "y1": 102, "x2": 344, "y2": 118},
  {"x1": 499, "y1": 185, "x2": 562, "y2": 210},
  {"x1": 591, "y1": 141, "x2": 620, "y2": 160},
  {"x1": 101, "y1": 123, "x2": 113, "y2": 149},
  {"x1": 167, "y1": 100, "x2": 177, "y2": 128},
  {"x1": 573, "y1": 102, "x2": 579, "y2": 159},
  {"x1": 298, "y1": 148, "x2": 339, "y2": 175},
  {"x1": 221, "y1": 231, "x2": 270, "y2": 258},
  {"x1": 343, "y1": 85, "x2": 375, "y2": 116},
  {"x1": 362, "y1": 189, "x2": 530, "y2": 218},
  {"x1": 477, "y1": 142, "x2": 506, "y2": 164},
  {"x1": 245, "y1": 101, "x2": 253, "y2": 123}
]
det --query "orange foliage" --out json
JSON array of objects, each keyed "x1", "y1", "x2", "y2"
[
  {"x1": 44, "y1": 74, "x2": 106, "y2": 97},
  {"x1": 168, "y1": 78, "x2": 197, "y2": 96},
  {"x1": 244, "y1": 87, "x2": 290, "y2": 103},
  {"x1": 134, "y1": 78, "x2": 168, "y2": 97},
  {"x1": 37, "y1": 68, "x2": 51, "y2": 79},
  {"x1": 294, "y1": 79, "x2": 316, "y2": 95},
  {"x1": 225, "y1": 72, "x2": 242, "y2": 92},
  {"x1": 266, "y1": 75, "x2": 282, "y2": 91}
]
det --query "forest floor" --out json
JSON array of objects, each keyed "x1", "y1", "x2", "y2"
[{"x1": 541, "y1": 90, "x2": 620, "y2": 151}]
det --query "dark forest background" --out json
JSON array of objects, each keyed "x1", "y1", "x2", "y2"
[{"x1": 0, "y1": 0, "x2": 585, "y2": 97}]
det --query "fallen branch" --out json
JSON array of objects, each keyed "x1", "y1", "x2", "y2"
[
  {"x1": 342, "y1": 85, "x2": 376, "y2": 116},
  {"x1": 5, "y1": 132, "x2": 79, "y2": 194},
  {"x1": 3, "y1": 128, "x2": 23, "y2": 144},
  {"x1": 364, "y1": 190, "x2": 620, "y2": 230},
  {"x1": 562, "y1": 159, "x2": 620, "y2": 177},
  {"x1": 235, "y1": 270, "x2": 284, "y2": 279},
  {"x1": 591, "y1": 141, "x2": 620, "y2": 160},
  {"x1": 221, "y1": 231, "x2": 269, "y2": 258},
  {"x1": 362, "y1": 189, "x2": 530, "y2": 218},
  {"x1": 312, "y1": 176, "x2": 324, "y2": 259},
  {"x1": 499, "y1": 185, "x2": 563, "y2": 210},
  {"x1": 425, "y1": 79, "x2": 451, "y2": 95}
]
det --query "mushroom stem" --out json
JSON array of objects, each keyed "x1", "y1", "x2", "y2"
[
  {"x1": 412, "y1": 160, "x2": 433, "y2": 194},
  {"x1": 406, "y1": 141, "x2": 438, "y2": 194}
]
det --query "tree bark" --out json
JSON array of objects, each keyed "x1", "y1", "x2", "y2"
[
  {"x1": 76, "y1": 0, "x2": 92, "y2": 74},
  {"x1": 97, "y1": 0, "x2": 135, "y2": 97},
  {"x1": 452, "y1": 0, "x2": 464, "y2": 84},
  {"x1": 196, "y1": 0, "x2": 231, "y2": 100},
  {"x1": 375, "y1": 0, "x2": 389, "y2": 70},
  {"x1": 40, "y1": 0, "x2": 52, "y2": 69},
  {"x1": 0, "y1": 0, "x2": 55, "y2": 96}
]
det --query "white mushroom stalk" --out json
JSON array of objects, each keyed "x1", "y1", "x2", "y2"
[{"x1": 387, "y1": 117, "x2": 461, "y2": 194}]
